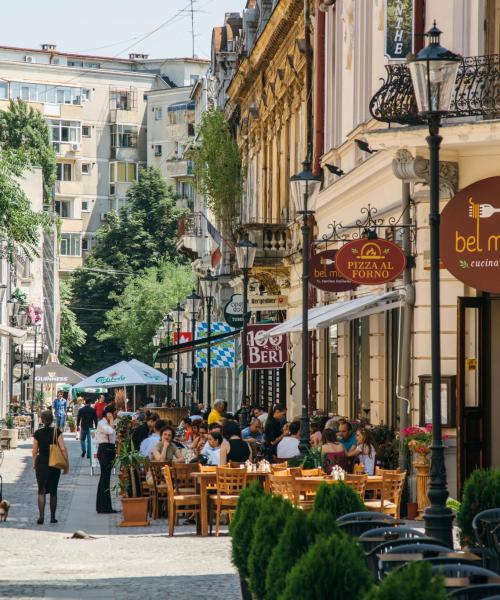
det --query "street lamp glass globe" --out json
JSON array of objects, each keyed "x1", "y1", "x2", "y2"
[
  {"x1": 171, "y1": 303, "x2": 184, "y2": 325},
  {"x1": 152, "y1": 334, "x2": 160, "y2": 347},
  {"x1": 289, "y1": 161, "x2": 322, "y2": 215},
  {"x1": 200, "y1": 272, "x2": 217, "y2": 299},
  {"x1": 236, "y1": 237, "x2": 257, "y2": 270},
  {"x1": 186, "y1": 290, "x2": 202, "y2": 315},
  {"x1": 407, "y1": 23, "x2": 461, "y2": 115}
]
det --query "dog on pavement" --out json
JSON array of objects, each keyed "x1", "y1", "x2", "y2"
[{"x1": 0, "y1": 500, "x2": 10, "y2": 522}]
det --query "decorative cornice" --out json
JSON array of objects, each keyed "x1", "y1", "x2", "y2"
[{"x1": 392, "y1": 149, "x2": 459, "y2": 196}]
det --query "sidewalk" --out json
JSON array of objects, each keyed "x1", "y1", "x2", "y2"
[{"x1": 0, "y1": 434, "x2": 242, "y2": 600}]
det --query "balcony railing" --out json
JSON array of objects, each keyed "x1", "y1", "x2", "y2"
[
  {"x1": 165, "y1": 159, "x2": 193, "y2": 178},
  {"x1": 369, "y1": 54, "x2": 500, "y2": 125},
  {"x1": 177, "y1": 211, "x2": 203, "y2": 238},
  {"x1": 242, "y1": 219, "x2": 291, "y2": 263}
]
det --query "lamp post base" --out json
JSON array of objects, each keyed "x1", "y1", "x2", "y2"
[{"x1": 424, "y1": 506, "x2": 455, "y2": 548}]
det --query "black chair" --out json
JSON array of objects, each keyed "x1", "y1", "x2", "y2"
[
  {"x1": 450, "y1": 584, "x2": 500, "y2": 600},
  {"x1": 379, "y1": 542, "x2": 452, "y2": 578},
  {"x1": 472, "y1": 509, "x2": 500, "y2": 573},
  {"x1": 432, "y1": 564, "x2": 498, "y2": 579},
  {"x1": 425, "y1": 556, "x2": 484, "y2": 568},
  {"x1": 337, "y1": 511, "x2": 395, "y2": 524},
  {"x1": 339, "y1": 519, "x2": 397, "y2": 538},
  {"x1": 358, "y1": 526, "x2": 426, "y2": 553}
]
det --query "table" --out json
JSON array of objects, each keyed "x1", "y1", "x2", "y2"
[
  {"x1": 191, "y1": 471, "x2": 270, "y2": 537},
  {"x1": 378, "y1": 550, "x2": 481, "y2": 576},
  {"x1": 365, "y1": 475, "x2": 383, "y2": 494}
]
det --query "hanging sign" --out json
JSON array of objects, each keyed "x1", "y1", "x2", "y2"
[
  {"x1": 335, "y1": 238, "x2": 406, "y2": 285},
  {"x1": 248, "y1": 295, "x2": 288, "y2": 311},
  {"x1": 245, "y1": 324, "x2": 288, "y2": 370},
  {"x1": 310, "y1": 249, "x2": 357, "y2": 292},
  {"x1": 224, "y1": 293, "x2": 250, "y2": 328},
  {"x1": 441, "y1": 176, "x2": 500, "y2": 293},
  {"x1": 384, "y1": 0, "x2": 414, "y2": 60}
]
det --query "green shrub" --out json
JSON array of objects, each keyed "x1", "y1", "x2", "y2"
[
  {"x1": 311, "y1": 481, "x2": 365, "y2": 526},
  {"x1": 363, "y1": 561, "x2": 447, "y2": 600},
  {"x1": 229, "y1": 482, "x2": 265, "y2": 578},
  {"x1": 279, "y1": 531, "x2": 373, "y2": 600},
  {"x1": 265, "y1": 508, "x2": 311, "y2": 600},
  {"x1": 248, "y1": 494, "x2": 294, "y2": 599},
  {"x1": 457, "y1": 468, "x2": 500, "y2": 544}
]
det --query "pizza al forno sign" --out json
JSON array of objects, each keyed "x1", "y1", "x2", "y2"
[
  {"x1": 441, "y1": 176, "x2": 500, "y2": 293},
  {"x1": 335, "y1": 238, "x2": 407, "y2": 285}
]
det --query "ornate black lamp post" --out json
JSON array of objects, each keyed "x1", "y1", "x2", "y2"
[
  {"x1": 200, "y1": 271, "x2": 217, "y2": 412},
  {"x1": 407, "y1": 23, "x2": 461, "y2": 548},
  {"x1": 186, "y1": 289, "x2": 202, "y2": 410},
  {"x1": 289, "y1": 161, "x2": 321, "y2": 451},
  {"x1": 162, "y1": 315, "x2": 174, "y2": 405},
  {"x1": 236, "y1": 237, "x2": 257, "y2": 427},
  {"x1": 171, "y1": 303, "x2": 184, "y2": 407}
]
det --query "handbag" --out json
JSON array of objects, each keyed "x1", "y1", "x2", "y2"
[{"x1": 49, "y1": 427, "x2": 68, "y2": 470}]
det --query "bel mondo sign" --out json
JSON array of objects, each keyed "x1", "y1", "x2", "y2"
[
  {"x1": 441, "y1": 176, "x2": 500, "y2": 293},
  {"x1": 335, "y1": 239, "x2": 406, "y2": 285},
  {"x1": 310, "y1": 250, "x2": 357, "y2": 292},
  {"x1": 245, "y1": 324, "x2": 288, "y2": 370}
]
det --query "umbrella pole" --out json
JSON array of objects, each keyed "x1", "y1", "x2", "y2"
[{"x1": 133, "y1": 385, "x2": 136, "y2": 412}]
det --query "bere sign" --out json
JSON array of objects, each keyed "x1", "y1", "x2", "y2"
[
  {"x1": 335, "y1": 238, "x2": 406, "y2": 285},
  {"x1": 441, "y1": 176, "x2": 500, "y2": 293},
  {"x1": 244, "y1": 324, "x2": 288, "y2": 370}
]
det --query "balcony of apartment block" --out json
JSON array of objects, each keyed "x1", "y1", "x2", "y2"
[
  {"x1": 176, "y1": 211, "x2": 204, "y2": 259},
  {"x1": 59, "y1": 217, "x2": 83, "y2": 234},
  {"x1": 165, "y1": 122, "x2": 195, "y2": 140},
  {"x1": 165, "y1": 159, "x2": 193, "y2": 179},
  {"x1": 242, "y1": 218, "x2": 291, "y2": 265},
  {"x1": 109, "y1": 88, "x2": 139, "y2": 124},
  {"x1": 55, "y1": 179, "x2": 81, "y2": 196},
  {"x1": 59, "y1": 255, "x2": 83, "y2": 272},
  {"x1": 52, "y1": 140, "x2": 82, "y2": 159}
]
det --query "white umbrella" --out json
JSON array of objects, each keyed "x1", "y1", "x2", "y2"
[{"x1": 127, "y1": 359, "x2": 175, "y2": 385}]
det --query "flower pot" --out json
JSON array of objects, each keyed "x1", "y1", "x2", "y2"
[
  {"x1": 4, "y1": 428, "x2": 18, "y2": 449},
  {"x1": 119, "y1": 496, "x2": 149, "y2": 527}
]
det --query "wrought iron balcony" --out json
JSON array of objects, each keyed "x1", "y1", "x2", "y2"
[
  {"x1": 176, "y1": 211, "x2": 204, "y2": 259},
  {"x1": 369, "y1": 54, "x2": 500, "y2": 125}
]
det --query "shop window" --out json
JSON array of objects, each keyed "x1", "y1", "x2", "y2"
[
  {"x1": 324, "y1": 325, "x2": 339, "y2": 415},
  {"x1": 350, "y1": 317, "x2": 370, "y2": 420},
  {"x1": 386, "y1": 308, "x2": 401, "y2": 428}
]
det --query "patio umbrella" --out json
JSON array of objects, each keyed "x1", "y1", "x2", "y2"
[{"x1": 34, "y1": 363, "x2": 85, "y2": 385}]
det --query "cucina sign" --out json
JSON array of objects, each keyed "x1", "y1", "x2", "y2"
[
  {"x1": 310, "y1": 250, "x2": 357, "y2": 292},
  {"x1": 441, "y1": 176, "x2": 500, "y2": 293},
  {"x1": 335, "y1": 239, "x2": 406, "y2": 285}
]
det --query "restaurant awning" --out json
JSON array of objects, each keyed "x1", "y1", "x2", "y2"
[
  {"x1": 0, "y1": 323, "x2": 28, "y2": 343},
  {"x1": 263, "y1": 290, "x2": 404, "y2": 337}
]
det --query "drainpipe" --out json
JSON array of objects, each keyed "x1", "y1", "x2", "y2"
[{"x1": 313, "y1": 0, "x2": 326, "y2": 175}]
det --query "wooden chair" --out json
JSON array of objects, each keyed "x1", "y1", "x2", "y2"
[
  {"x1": 172, "y1": 463, "x2": 199, "y2": 494},
  {"x1": 345, "y1": 473, "x2": 367, "y2": 500},
  {"x1": 375, "y1": 467, "x2": 400, "y2": 475},
  {"x1": 162, "y1": 466, "x2": 201, "y2": 536},
  {"x1": 229, "y1": 461, "x2": 246, "y2": 468},
  {"x1": 353, "y1": 464, "x2": 365, "y2": 475},
  {"x1": 301, "y1": 467, "x2": 322, "y2": 477},
  {"x1": 139, "y1": 468, "x2": 155, "y2": 518},
  {"x1": 268, "y1": 474, "x2": 298, "y2": 505},
  {"x1": 365, "y1": 471, "x2": 406, "y2": 518},
  {"x1": 271, "y1": 462, "x2": 288, "y2": 472},
  {"x1": 149, "y1": 461, "x2": 171, "y2": 519},
  {"x1": 199, "y1": 465, "x2": 216, "y2": 473},
  {"x1": 208, "y1": 467, "x2": 247, "y2": 536}
]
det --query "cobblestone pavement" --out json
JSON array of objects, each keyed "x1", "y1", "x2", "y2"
[{"x1": 0, "y1": 435, "x2": 242, "y2": 600}]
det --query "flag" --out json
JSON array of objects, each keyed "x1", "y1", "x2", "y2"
[{"x1": 211, "y1": 247, "x2": 222, "y2": 268}]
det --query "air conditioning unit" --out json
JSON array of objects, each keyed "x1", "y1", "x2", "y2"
[
  {"x1": 70, "y1": 143, "x2": 80, "y2": 151},
  {"x1": 100, "y1": 212, "x2": 108, "y2": 222},
  {"x1": 24, "y1": 55, "x2": 34, "y2": 63}
]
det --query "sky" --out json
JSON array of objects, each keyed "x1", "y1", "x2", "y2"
[{"x1": 0, "y1": 0, "x2": 244, "y2": 60}]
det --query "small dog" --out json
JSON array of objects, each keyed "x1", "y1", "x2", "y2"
[{"x1": 0, "y1": 500, "x2": 10, "y2": 522}]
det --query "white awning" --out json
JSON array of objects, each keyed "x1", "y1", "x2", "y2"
[
  {"x1": 0, "y1": 323, "x2": 28, "y2": 343},
  {"x1": 264, "y1": 290, "x2": 404, "y2": 337}
]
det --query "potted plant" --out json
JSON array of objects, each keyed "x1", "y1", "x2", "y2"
[
  {"x1": 113, "y1": 440, "x2": 150, "y2": 527},
  {"x1": 3, "y1": 414, "x2": 18, "y2": 449},
  {"x1": 67, "y1": 415, "x2": 76, "y2": 432}
]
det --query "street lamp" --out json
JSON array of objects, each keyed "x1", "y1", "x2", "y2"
[
  {"x1": 236, "y1": 237, "x2": 257, "y2": 427},
  {"x1": 407, "y1": 22, "x2": 460, "y2": 548},
  {"x1": 171, "y1": 303, "x2": 184, "y2": 407},
  {"x1": 186, "y1": 290, "x2": 202, "y2": 410},
  {"x1": 200, "y1": 271, "x2": 218, "y2": 411},
  {"x1": 290, "y1": 160, "x2": 322, "y2": 451}
]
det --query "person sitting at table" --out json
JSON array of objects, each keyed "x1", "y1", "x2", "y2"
[
  {"x1": 241, "y1": 418, "x2": 264, "y2": 444},
  {"x1": 207, "y1": 400, "x2": 225, "y2": 425},
  {"x1": 264, "y1": 403, "x2": 286, "y2": 461},
  {"x1": 321, "y1": 428, "x2": 350, "y2": 474},
  {"x1": 151, "y1": 425, "x2": 183, "y2": 462},
  {"x1": 310, "y1": 421, "x2": 322, "y2": 448},
  {"x1": 192, "y1": 422, "x2": 208, "y2": 455},
  {"x1": 346, "y1": 428, "x2": 377, "y2": 475},
  {"x1": 200, "y1": 431, "x2": 223, "y2": 465},
  {"x1": 337, "y1": 419, "x2": 357, "y2": 451},
  {"x1": 139, "y1": 419, "x2": 166, "y2": 458},
  {"x1": 277, "y1": 420, "x2": 302, "y2": 459},
  {"x1": 220, "y1": 421, "x2": 251, "y2": 465}
]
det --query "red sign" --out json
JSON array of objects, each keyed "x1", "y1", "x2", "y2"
[
  {"x1": 173, "y1": 331, "x2": 193, "y2": 345},
  {"x1": 441, "y1": 177, "x2": 500, "y2": 293},
  {"x1": 245, "y1": 324, "x2": 288, "y2": 370},
  {"x1": 335, "y1": 238, "x2": 406, "y2": 285},
  {"x1": 310, "y1": 249, "x2": 357, "y2": 292}
]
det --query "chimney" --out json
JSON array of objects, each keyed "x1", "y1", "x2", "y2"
[{"x1": 41, "y1": 43, "x2": 57, "y2": 51}]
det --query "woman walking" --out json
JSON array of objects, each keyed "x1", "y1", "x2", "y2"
[
  {"x1": 32, "y1": 410, "x2": 69, "y2": 524},
  {"x1": 96, "y1": 405, "x2": 117, "y2": 514}
]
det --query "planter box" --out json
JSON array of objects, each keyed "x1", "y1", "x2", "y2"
[
  {"x1": 3, "y1": 428, "x2": 18, "y2": 449},
  {"x1": 119, "y1": 496, "x2": 149, "y2": 527}
]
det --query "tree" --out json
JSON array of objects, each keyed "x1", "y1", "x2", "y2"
[
  {"x1": 97, "y1": 262, "x2": 194, "y2": 363},
  {"x1": 59, "y1": 279, "x2": 86, "y2": 366}
]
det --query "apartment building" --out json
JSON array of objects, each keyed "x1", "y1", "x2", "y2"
[{"x1": 0, "y1": 44, "x2": 208, "y2": 273}]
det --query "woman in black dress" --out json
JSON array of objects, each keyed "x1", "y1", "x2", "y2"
[
  {"x1": 32, "y1": 410, "x2": 69, "y2": 524},
  {"x1": 220, "y1": 421, "x2": 251, "y2": 465}
]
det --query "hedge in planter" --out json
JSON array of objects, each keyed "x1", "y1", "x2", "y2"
[
  {"x1": 279, "y1": 530, "x2": 372, "y2": 600},
  {"x1": 229, "y1": 481, "x2": 265, "y2": 578},
  {"x1": 457, "y1": 468, "x2": 500, "y2": 544},
  {"x1": 248, "y1": 494, "x2": 294, "y2": 600},
  {"x1": 308, "y1": 481, "x2": 365, "y2": 532},
  {"x1": 265, "y1": 507, "x2": 310, "y2": 600},
  {"x1": 363, "y1": 560, "x2": 447, "y2": 600}
]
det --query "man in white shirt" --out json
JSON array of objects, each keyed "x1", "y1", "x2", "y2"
[
  {"x1": 139, "y1": 420, "x2": 165, "y2": 458},
  {"x1": 277, "y1": 421, "x2": 301, "y2": 459},
  {"x1": 254, "y1": 407, "x2": 268, "y2": 427}
]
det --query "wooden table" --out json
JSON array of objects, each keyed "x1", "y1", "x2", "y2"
[
  {"x1": 191, "y1": 471, "x2": 270, "y2": 537},
  {"x1": 364, "y1": 475, "x2": 383, "y2": 494}
]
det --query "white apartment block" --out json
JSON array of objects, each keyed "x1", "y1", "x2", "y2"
[{"x1": 0, "y1": 44, "x2": 208, "y2": 273}]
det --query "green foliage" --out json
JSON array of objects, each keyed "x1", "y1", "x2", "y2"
[
  {"x1": 192, "y1": 109, "x2": 242, "y2": 232},
  {"x1": 446, "y1": 497, "x2": 461, "y2": 512},
  {"x1": 5, "y1": 415, "x2": 15, "y2": 429},
  {"x1": 96, "y1": 262, "x2": 194, "y2": 363},
  {"x1": 457, "y1": 468, "x2": 500, "y2": 543},
  {"x1": 11, "y1": 287, "x2": 28, "y2": 308},
  {"x1": 59, "y1": 279, "x2": 86, "y2": 366},
  {"x1": 248, "y1": 494, "x2": 294, "y2": 599},
  {"x1": 113, "y1": 439, "x2": 149, "y2": 498},
  {"x1": 229, "y1": 482, "x2": 266, "y2": 578},
  {"x1": 363, "y1": 560, "x2": 447, "y2": 600},
  {"x1": 279, "y1": 531, "x2": 373, "y2": 600},
  {"x1": 265, "y1": 508, "x2": 310, "y2": 600},
  {"x1": 309, "y1": 481, "x2": 365, "y2": 531}
]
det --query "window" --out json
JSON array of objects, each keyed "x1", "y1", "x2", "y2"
[
  {"x1": 154, "y1": 107, "x2": 163, "y2": 120},
  {"x1": 82, "y1": 125, "x2": 91, "y2": 137},
  {"x1": 110, "y1": 124, "x2": 137, "y2": 148},
  {"x1": 82, "y1": 89, "x2": 91, "y2": 102},
  {"x1": 60, "y1": 233, "x2": 81, "y2": 256},
  {"x1": 109, "y1": 198, "x2": 128, "y2": 212},
  {"x1": 324, "y1": 325, "x2": 339, "y2": 415},
  {"x1": 81, "y1": 238, "x2": 89, "y2": 251},
  {"x1": 81, "y1": 163, "x2": 91, "y2": 175},
  {"x1": 167, "y1": 101, "x2": 195, "y2": 125},
  {"x1": 350, "y1": 317, "x2": 371, "y2": 420},
  {"x1": 154, "y1": 144, "x2": 162, "y2": 157},
  {"x1": 81, "y1": 200, "x2": 89, "y2": 212},
  {"x1": 10, "y1": 81, "x2": 82, "y2": 105},
  {"x1": 176, "y1": 181, "x2": 194, "y2": 201},
  {"x1": 49, "y1": 120, "x2": 81, "y2": 144},
  {"x1": 0, "y1": 82, "x2": 7, "y2": 100},
  {"x1": 68, "y1": 60, "x2": 101, "y2": 69},
  {"x1": 110, "y1": 88, "x2": 136, "y2": 110},
  {"x1": 55, "y1": 199, "x2": 71, "y2": 218},
  {"x1": 190, "y1": 74, "x2": 198, "y2": 85},
  {"x1": 109, "y1": 161, "x2": 137, "y2": 183},
  {"x1": 56, "y1": 163, "x2": 72, "y2": 181}
]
